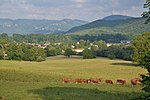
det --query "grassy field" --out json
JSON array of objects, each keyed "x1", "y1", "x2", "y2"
[{"x1": 0, "y1": 56, "x2": 148, "y2": 100}]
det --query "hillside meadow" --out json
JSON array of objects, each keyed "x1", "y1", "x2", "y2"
[{"x1": 0, "y1": 56, "x2": 148, "y2": 100}]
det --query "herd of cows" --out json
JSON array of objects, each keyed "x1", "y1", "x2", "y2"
[{"x1": 62, "y1": 77, "x2": 142, "y2": 86}]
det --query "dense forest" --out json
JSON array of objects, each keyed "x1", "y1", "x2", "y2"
[
  {"x1": 0, "y1": 33, "x2": 132, "y2": 43},
  {"x1": 67, "y1": 17, "x2": 150, "y2": 35}
]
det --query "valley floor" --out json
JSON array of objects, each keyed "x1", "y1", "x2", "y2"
[{"x1": 0, "y1": 56, "x2": 148, "y2": 100}]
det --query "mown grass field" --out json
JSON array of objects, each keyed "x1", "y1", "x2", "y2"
[{"x1": 0, "y1": 56, "x2": 148, "y2": 100}]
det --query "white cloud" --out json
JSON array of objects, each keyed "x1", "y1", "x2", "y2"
[
  {"x1": 73, "y1": 0, "x2": 86, "y2": 3},
  {"x1": 0, "y1": 0, "x2": 146, "y2": 21}
]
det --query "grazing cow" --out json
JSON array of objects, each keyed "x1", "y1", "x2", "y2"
[
  {"x1": 90, "y1": 78, "x2": 102, "y2": 83},
  {"x1": 131, "y1": 78, "x2": 142, "y2": 87},
  {"x1": 105, "y1": 80, "x2": 113, "y2": 84},
  {"x1": 62, "y1": 78, "x2": 72, "y2": 83},
  {"x1": 74, "y1": 78, "x2": 84, "y2": 83},
  {"x1": 83, "y1": 79, "x2": 91, "y2": 83},
  {"x1": 74, "y1": 78, "x2": 90, "y2": 83},
  {"x1": 116, "y1": 79, "x2": 126, "y2": 85}
]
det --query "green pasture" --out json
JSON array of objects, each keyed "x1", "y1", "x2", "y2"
[{"x1": 0, "y1": 56, "x2": 148, "y2": 100}]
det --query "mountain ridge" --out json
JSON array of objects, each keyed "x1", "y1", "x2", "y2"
[
  {"x1": 66, "y1": 16, "x2": 150, "y2": 35},
  {"x1": 103, "y1": 15, "x2": 133, "y2": 20},
  {"x1": 0, "y1": 18, "x2": 88, "y2": 35}
]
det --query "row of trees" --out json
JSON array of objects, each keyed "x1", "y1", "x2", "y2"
[
  {"x1": 0, "y1": 33, "x2": 132, "y2": 44},
  {"x1": 0, "y1": 39, "x2": 134, "y2": 61},
  {"x1": 6, "y1": 43, "x2": 46, "y2": 62},
  {"x1": 96, "y1": 45, "x2": 133, "y2": 60}
]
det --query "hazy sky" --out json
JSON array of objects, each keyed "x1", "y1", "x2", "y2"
[{"x1": 0, "y1": 0, "x2": 146, "y2": 21}]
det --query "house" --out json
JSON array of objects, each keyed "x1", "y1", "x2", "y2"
[{"x1": 73, "y1": 49, "x2": 84, "y2": 53}]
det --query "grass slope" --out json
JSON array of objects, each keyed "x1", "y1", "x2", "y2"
[{"x1": 0, "y1": 56, "x2": 147, "y2": 100}]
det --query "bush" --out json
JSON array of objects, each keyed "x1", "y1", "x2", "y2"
[
  {"x1": 108, "y1": 54, "x2": 116, "y2": 59},
  {"x1": 83, "y1": 49, "x2": 96, "y2": 59},
  {"x1": 36, "y1": 56, "x2": 45, "y2": 62}
]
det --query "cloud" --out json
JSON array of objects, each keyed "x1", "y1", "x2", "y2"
[
  {"x1": 0, "y1": 0, "x2": 146, "y2": 21},
  {"x1": 73, "y1": 0, "x2": 86, "y2": 3}
]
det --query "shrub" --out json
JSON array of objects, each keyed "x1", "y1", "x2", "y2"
[{"x1": 36, "y1": 56, "x2": 45, "y2": 62}]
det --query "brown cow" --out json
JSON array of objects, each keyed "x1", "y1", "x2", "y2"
[
  {"x1": 90, "y1": 78, "x2": 102, "y2": 83},
  {"x1": 74, "y1": 78, "x2": 83, "y2": 83},
  {"x1": 105, "y1": 80, "x2": 113, "y2": 84},
  {"x1": 74, "y1": 78, "x2": 91, "y2": 83},
  {"x1": 62, "y1": 78, "x2": 72, "y2": 83},
  {"x1": 83, "y1": 79, "x2": 91, "y2": 83},
  {"x1": 131, "y1": 78, "x2": 142, "y2": 87},
  {"x1": 116, "y1": 79, "x2": 126, "y2": 85}
]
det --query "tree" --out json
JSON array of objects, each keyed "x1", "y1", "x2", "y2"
[
  {"x1": 139, "y1": 50, "x2": 150, "y2": 88},
  {"x1": 0, "y1": 49, "x2": 4, "y2": 59},
  {"x1": 45, "y1": 47, "x2": 58, "y2": 56},
  {"x1": 132, "y1": 33, "x2": 150, "y2": 63},
  {"x1": 95, "y1": 40, "x2": 107, "y2": 50},
  {"x1": 7, "y1": 43, "x2": 23, "y2": 60},
  {"x1": 64, "y1": 48, "x2": 74, "y2": 58},
  {"x1": 134, "y1": 0, "x2": 150, "y2": 91},
  {"x1": 83, "y1": 48, "x2": 96, "y2": 59},
  {"x1": 133, "y1": 1, "x2": 150, "y2": 99},
  {"x1": 142, "y1": 0, "x2": 150, "y2": 23},
  {"x1": 7, "y1": 43, "x2": 46, "y2": 62},
  {"x1": 132, "y1": 33, "x2": 150, "y2": 97},
  {"x1": 32, "y1": 47, "x2": 46, "y2": 61},
  {"x1": 96, "y1": 45, "x2": 133, "y2": 61}
]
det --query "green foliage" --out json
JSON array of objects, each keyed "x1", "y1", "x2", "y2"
[
  {"x1": 12, "y1": 34, "x2": 74, "y2": 43},
  {"x1": 67, "y1": 18, "x2": 150, "y2": 35},
  {"x1": 96, "y1": 45, "x2": 133, "y2": 61},
  {"x1": 0, "y1": 33, "x2": 10, "y2": 42},
  {"x1": 132, "y1": 33, "x2": 150, "y2": 98},
  {"x1": 0, "y1": 49, "x2": 4, "y2": 59},
  {"x1": 1, "y1": 33, "x2": 133, "y2": 44},
  {"x1": 83, "y1": 48, "x2": 96, "y2": 59},
  {"x1": 132, "y1": 94, "x2": 150, "y2": 100},
  {"x1": 132, "y1": 33, "x2": 150, "y2": 63},
  {"x1": 94, "y1": 40, "x2": 107, "y2": 50},
  {"x1": 139, "y1": 50, "x2": 150, "y2": 88},
  {"x1": 7, "y1": 43, "x2": 23, "y2": 60},
  {"x1": 64, "y1": 48, "x2": 74, "y2": 57},
  {"x1": 139, "y1": 50, "x2": 150, "y2": 72},
  {"x1": 74, "y1": 34, "x2": 131, "y2": 43},
  {"x1": 36, "y1": 56, "x2": 45, "y2": 62},
  {"x1": 7, "y1": 43, "x2": 46, "y2": 62},
  {"x1": 45, "y1": 46, "x2": 61, "y2": 56},
  {"x1": 142, "y1": 0, "x2": 150, "y2": 23},
  {"x1": 108, "y1": 53, "x2": 116, "y2": 60}
]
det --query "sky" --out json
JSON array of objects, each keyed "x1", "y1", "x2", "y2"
[{"x1": 0, "y1": 0, "x2": 146, "y2": 21}]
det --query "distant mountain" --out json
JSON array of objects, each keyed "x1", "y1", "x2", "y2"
[
  {"x1": 103, "y1": 15, "x2": 133, "y2": 20},
  {"x1": 66, "y1": 16, "x2": 150, "y2": 35},
  {"x1": 0, "y1": 18, "x2": 88, "y2": 35}
]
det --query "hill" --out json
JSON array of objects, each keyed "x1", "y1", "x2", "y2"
[
  {"x1": 66, "y1": 16, "x2": 150, "y2": 35},
  {"x1": 0, "y1": 18, "x2": 88, "y2": 35},
  {"x1": 103, "y1": 15, "x2": 133, "y2": 20}
]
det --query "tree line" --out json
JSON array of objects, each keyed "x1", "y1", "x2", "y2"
[
  {"x1": 0, "y1": 33, "x2": 132, "y2": 43},
  {"x1": 0, "y1": 37, "x2": 134, "y2": 61}
]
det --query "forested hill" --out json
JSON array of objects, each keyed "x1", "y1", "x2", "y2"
[
  {"x1": 66, "y1": 17, "x2": 150, "y2": 35},
  {"x1": 103, "y1": 15, "x2": 133, "y2": 20},
  {"x1": 0, "y1": 19, "x2": 88, "y2": 35}
]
